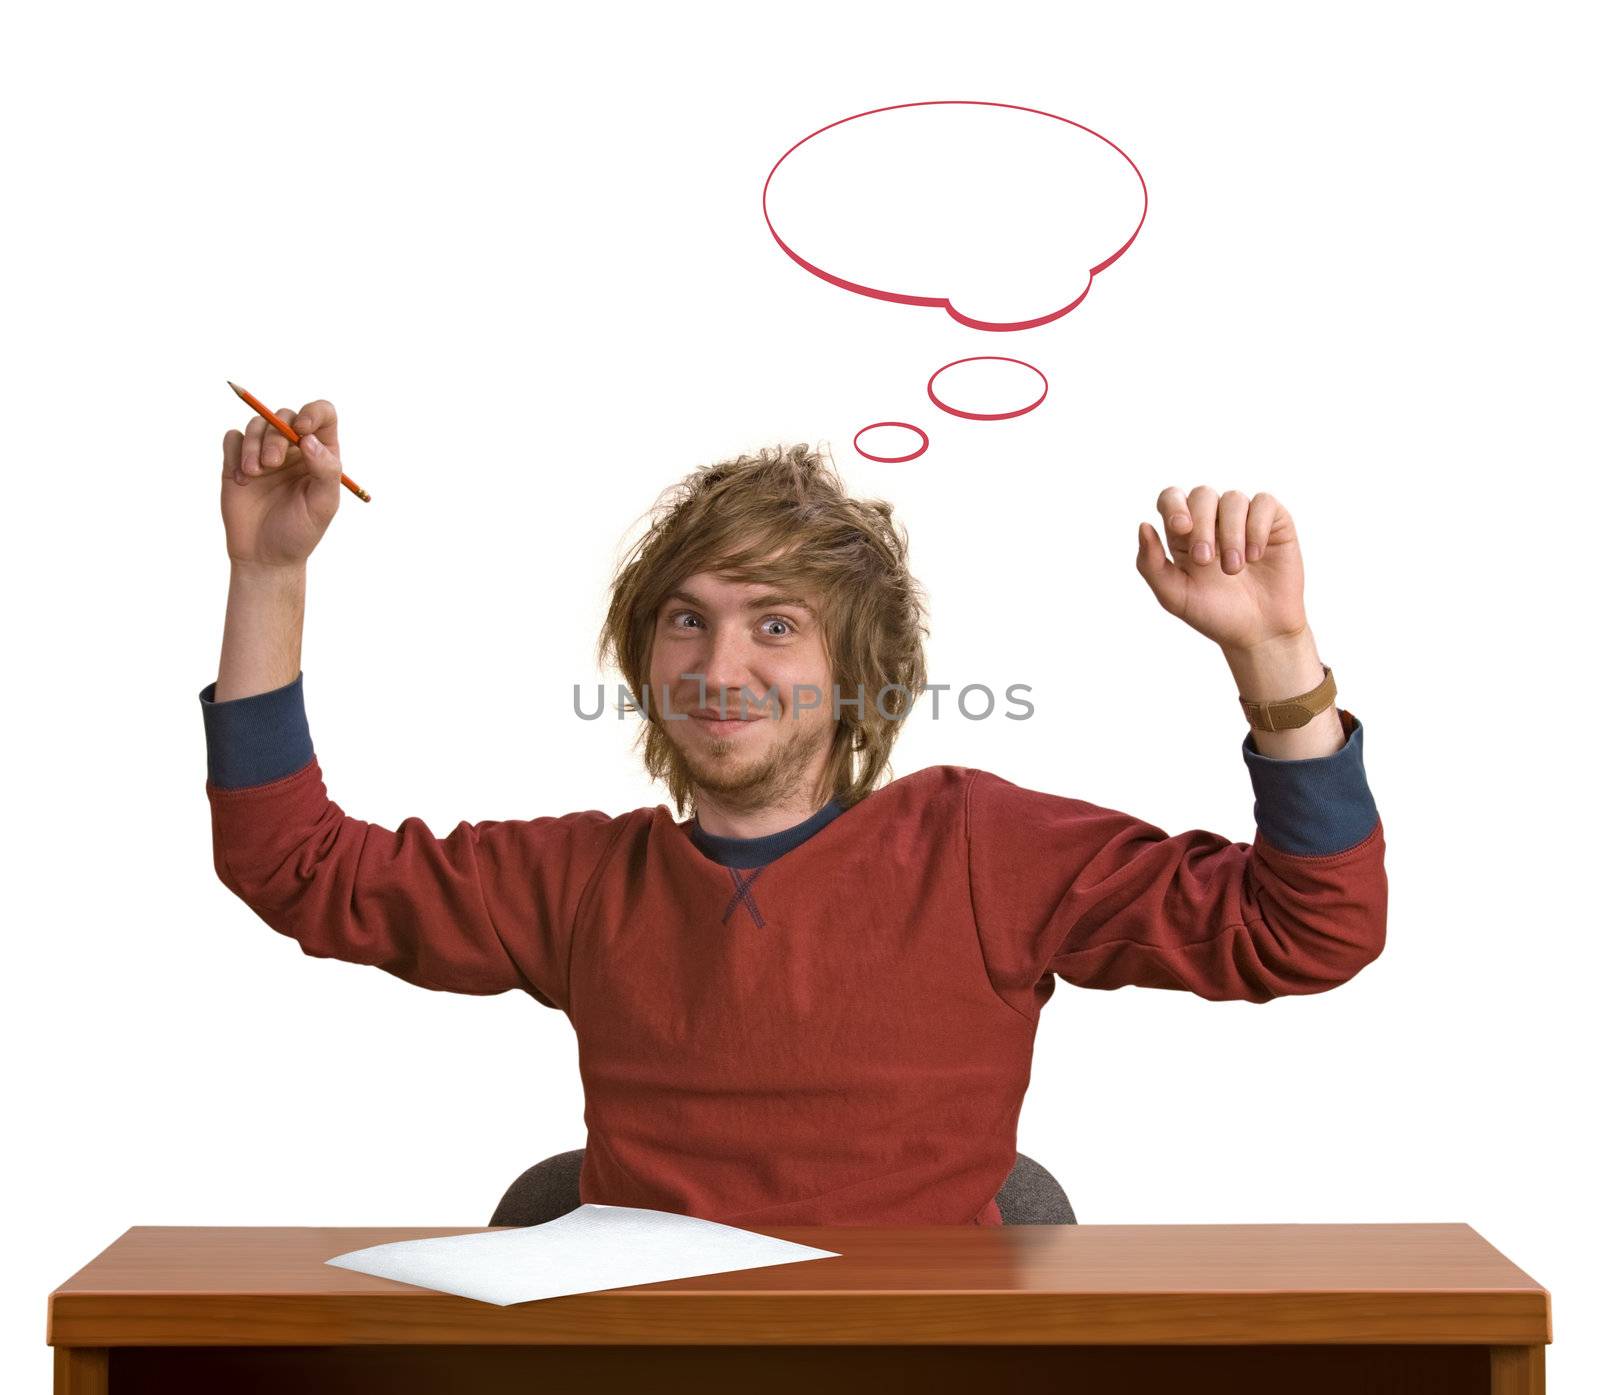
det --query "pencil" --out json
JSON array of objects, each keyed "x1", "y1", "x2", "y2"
[{"x1": 226, "y1": 381, "x2": 372, "y2": 503}]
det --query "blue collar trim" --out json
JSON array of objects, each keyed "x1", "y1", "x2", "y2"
[{"x1": 690, "y1": 798, "x2": 845, "y2": 869}]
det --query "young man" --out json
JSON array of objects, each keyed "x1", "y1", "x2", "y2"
[{"x1": 202, "y1": 402, "x2": 1384, "y2": 1228}]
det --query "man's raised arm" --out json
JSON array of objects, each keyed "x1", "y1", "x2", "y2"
[
  {"x1": 966, "y1": 484, "x2": 1387, "y2": 1011},
  {"x1": 966, "y1": 706, "x2": 1386, "y2": 1008},
  {"x1": 202, "y1": 401, "x2": 621, "y2": 1009}
]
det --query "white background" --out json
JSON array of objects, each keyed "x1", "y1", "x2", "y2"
[{"x1": 6, "y1": 0, "x2": 1595, "y2": 1386}]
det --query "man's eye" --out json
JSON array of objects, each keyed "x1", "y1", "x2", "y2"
[
  {"x1": 761, "y1": 618, "x2": 792, "y2": 638},
  {"x1": 669, "y1": 611, "x2": 702, "y2": 629}
]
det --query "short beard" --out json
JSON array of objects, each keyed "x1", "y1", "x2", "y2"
[{"x1": 674, "y1": 716, "x2": 834, "y2": 816}]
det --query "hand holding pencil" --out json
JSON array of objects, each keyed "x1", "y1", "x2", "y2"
[
  {"x1": 220, "y1": 395, "x2": 355, "y2": 571},
  {"x1": 227, "y1": 382, "x2": 371, "y2": 502}
]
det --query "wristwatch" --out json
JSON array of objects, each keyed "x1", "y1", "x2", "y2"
[{"x1": 1238, "y1": 664, "x2": 1336, "y2": 732}]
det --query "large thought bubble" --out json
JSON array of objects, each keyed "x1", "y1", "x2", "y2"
[{"x1": 764, "y1": 100, "x2": 1147, "y2": 332}]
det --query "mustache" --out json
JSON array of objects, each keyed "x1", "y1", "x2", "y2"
[{"x1": 659, "y1": 682, "x2": 786, "y2": 715}]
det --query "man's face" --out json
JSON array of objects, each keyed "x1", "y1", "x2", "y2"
[{"x1": 646, "y1": 569, "x2": 837, "y2": 812}]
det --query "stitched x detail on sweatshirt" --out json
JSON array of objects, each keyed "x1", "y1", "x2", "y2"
[{"x1": 723, "y1": 865, "x2": 769, "y2": 927}]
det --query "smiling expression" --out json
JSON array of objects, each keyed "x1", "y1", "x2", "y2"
[{"x1": 647, "y1": 570, "x2": 838, "y2": 813}]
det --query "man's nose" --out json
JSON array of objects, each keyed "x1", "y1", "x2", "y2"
[{"x1": 693, "y1": 628, "x2": 757, "y2": 707}]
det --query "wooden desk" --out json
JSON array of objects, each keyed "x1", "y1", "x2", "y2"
[{"x1": 48, "y1": 1222, "x2": 1550, "y2": 1394}]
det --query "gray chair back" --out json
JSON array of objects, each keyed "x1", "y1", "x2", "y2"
[{"x1": 492, "y1": 1148, "x2": 1075, "y2": 1226}]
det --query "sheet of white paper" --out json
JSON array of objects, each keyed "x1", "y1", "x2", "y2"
[{"x1": 325, "y1": 1203, "x2": 843, "y2": 1306}]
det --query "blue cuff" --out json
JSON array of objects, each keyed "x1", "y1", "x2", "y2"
[
  {"x1": 1240, "y1": 708, "x2": 1378, "y2": 856},
  {"x1": 199, "y1": 671, "x2": 314, "y2": 789}
]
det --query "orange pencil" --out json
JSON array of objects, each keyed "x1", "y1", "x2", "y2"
[{"x1": 226, "y1": 381, "x2": 372, "y2": 503}]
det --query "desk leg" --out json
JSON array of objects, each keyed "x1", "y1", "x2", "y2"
[
  {"x1": 53, "y1": 1348, "x2": 108, "y2": 1395},
  {"x1": 1490, "y1": 1345, "x2": 1545, "y2": 1395}
]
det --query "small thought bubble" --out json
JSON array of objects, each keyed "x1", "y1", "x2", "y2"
[
  {"x1": 764, "y1": 99, "x2": 1147, "y2": 331},
  {"x1": 853, "y1": 422, "x2": 930, "y2": 463},
  {"x1": 927, "y1": 357, "x2": 1049, "y2": 420}
]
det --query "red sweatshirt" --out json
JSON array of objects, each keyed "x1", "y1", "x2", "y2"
[{"x1": 201, "y1": 673, "x2": 1386, "y2": 1227}]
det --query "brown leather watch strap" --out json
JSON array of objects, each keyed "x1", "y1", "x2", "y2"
[{"x1": 1238, "y1": 664, "x2": 1336, "y2": 732}]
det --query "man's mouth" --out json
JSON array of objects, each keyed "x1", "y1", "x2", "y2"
[{"x1": 688, "y1": 709, "x2": 765, "y2": 730}]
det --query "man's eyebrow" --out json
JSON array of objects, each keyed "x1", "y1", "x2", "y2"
[
  {"x1": 664, "y1": 589, "x2": 815, "y2": 615},
  {"x1": 748, "y1": 592, "x2": 815, "y2": 614}
]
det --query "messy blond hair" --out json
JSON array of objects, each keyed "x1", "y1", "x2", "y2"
[{"x1": 598, "y1": 442, "x2": 929, "y2": 816}]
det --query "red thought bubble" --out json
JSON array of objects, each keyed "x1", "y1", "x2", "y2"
[
  {"x1": 853, "y1": 422, "x2": 930, "y2": 462},
  {"x1": 764, "y1": 100, "x2": 1147, "y2": 331},
  {"x1": 927, "y1": 356, "x2": 1049, "y2": 420}
]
